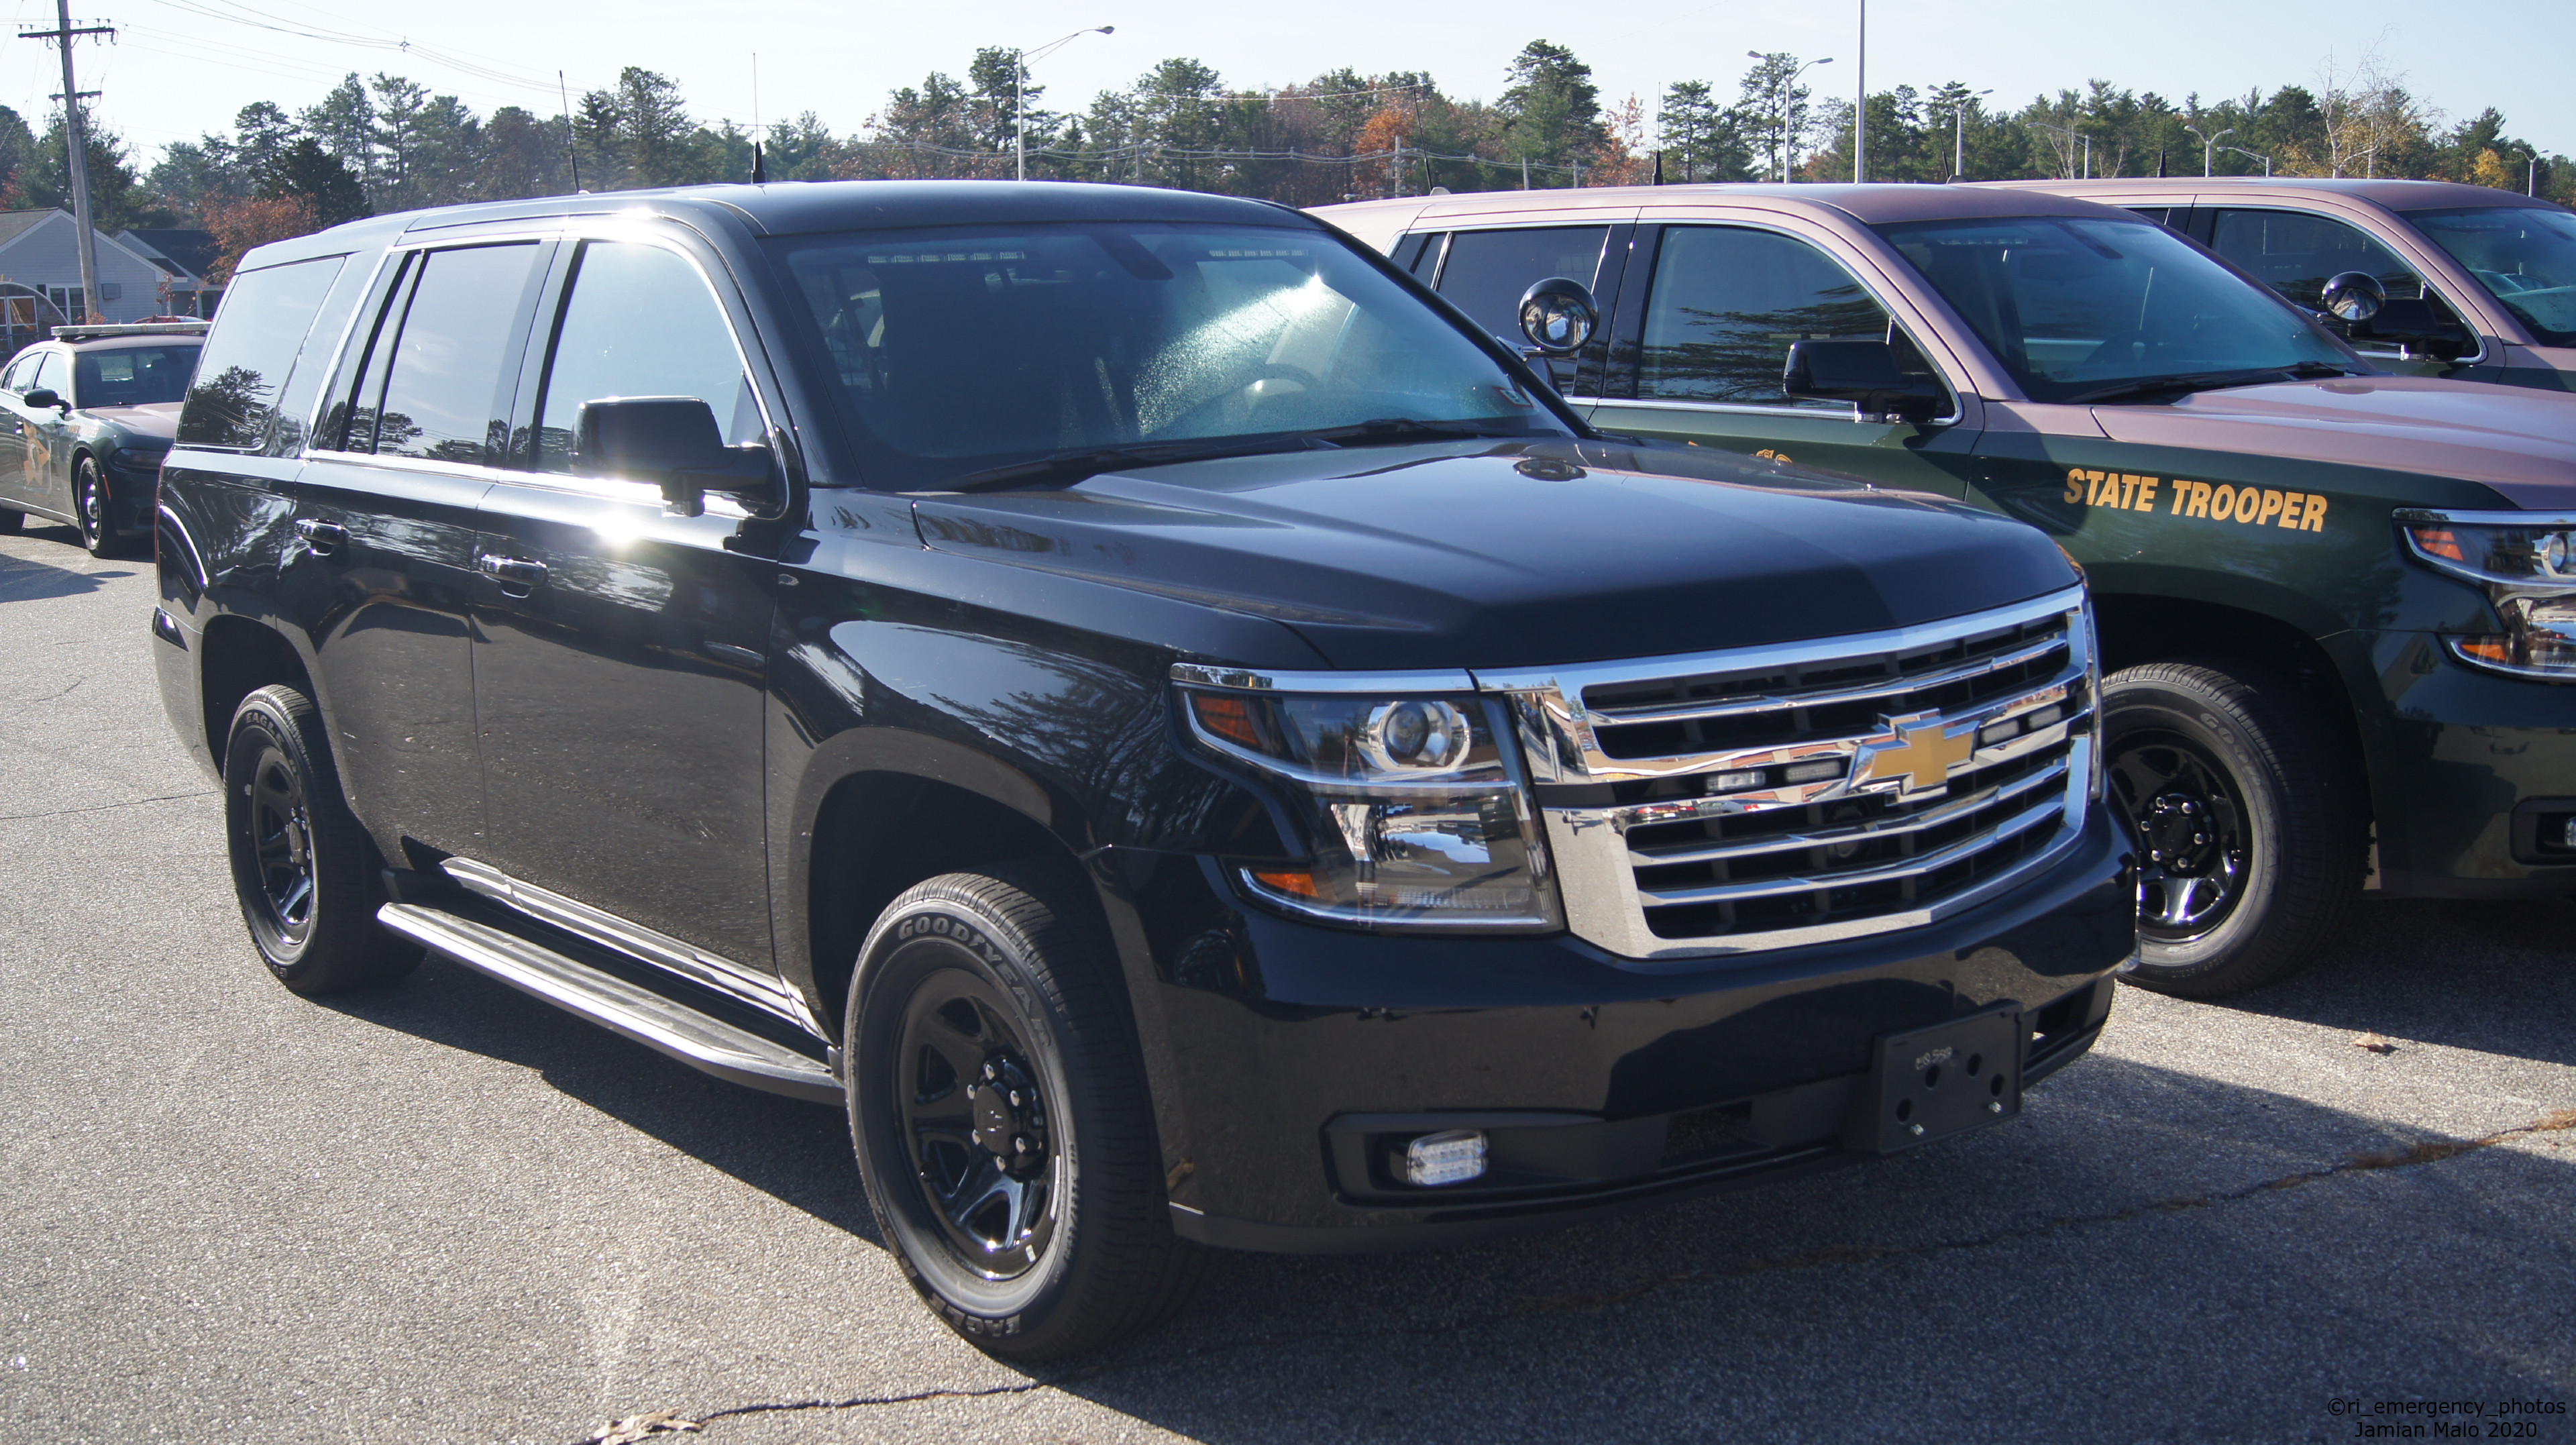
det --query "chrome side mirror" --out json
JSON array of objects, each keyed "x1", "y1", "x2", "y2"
[
  {"x1": 2321, "y1": 270, "x2": 2385, "y2": 323},
  {"x1": 1517, "y1": 276, "x2": 1599, "y2": 358}
]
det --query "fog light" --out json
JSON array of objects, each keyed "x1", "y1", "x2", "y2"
[
  {"x1": 1782, "y1": 759, "x2": 1843, "y2": 784},
  {"x1": 1708, "y1": 769, "x2": 1762, "y2": 793},
  {"x1": 1402, "y1": 1129, "x2": 1487, "y2": 1187}
]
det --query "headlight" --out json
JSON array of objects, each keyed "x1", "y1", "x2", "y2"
[
  {"x1": 109, "y1": 447, "x2": 168, "y2": 472},
  {"x1": 2398, "y1": 509, "x2": 2576, "y2": 680},
  {"x1": 1178, "y1": 680, "x2": 1561, "y2": 931}
]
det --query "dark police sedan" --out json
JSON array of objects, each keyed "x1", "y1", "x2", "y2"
[
  {"x1": 150, "y1": 181, "x2": 2135, "y2": 1357},
  {"x1": 0, "y1": 321, "x2": 205, "y2": 556}
]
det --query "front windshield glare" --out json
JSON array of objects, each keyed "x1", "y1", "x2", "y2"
[
  {"x1": 2405, "y1": 207, "x2": 2576, "y2": 347},
  {"x1": 1878, "y1": 217, "x2": 2351, "y2": 403},
  {"x1": 771, "y1": 222, "x2": 1561, "y2": 488}
]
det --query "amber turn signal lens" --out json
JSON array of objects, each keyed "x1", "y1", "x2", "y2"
[
  {"x1": 1250, "y1": 869, "x2": 1320, "y2": 898},
  {"x1": 1191, "y1": 694, "x2": 1264, "y2": 750},
  {"x1": 2457, "y1": 638, "x2": 2514, "y2": 663},
  {"x1": 2409, "y1": 527, "x2": 2467, "y2": 563}
]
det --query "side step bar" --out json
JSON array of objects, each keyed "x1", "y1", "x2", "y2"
[{"x1": 378, "y1": 902, "x2": 843, "y2": 1106}]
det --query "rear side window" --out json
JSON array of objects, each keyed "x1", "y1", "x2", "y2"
[
  {"x1": 1637, "y1": 226, "x2": 1902, "y2": 407},
  {"x1": 341, "y1": 243, "x2": 543, "y2": 462},
  {"x1": 1434, "y1": 226, "x2": 1611, "y2": 343},
  {"x1": 177, "y1": 256, "x2": 346, "y2": 450},
  {"x1": 2208, "y1": 209, "x2": 2424, "y2": 307}
]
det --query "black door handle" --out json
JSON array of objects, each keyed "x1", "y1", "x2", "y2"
[
  {"x1": 478, "y1": 551, "x2": 548, "y2": 596},
  {"x1": 292, "y1": 518, "x2": 347, "y2": 555}
]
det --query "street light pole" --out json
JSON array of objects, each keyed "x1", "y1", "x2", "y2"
[
  {"x1": 2183, "y1": 123, "x2": 2233, "y2": 178},
  {"x1": 1951, "y1": 88, "x2": 1992, "y2": 180},
  {"x1": 1016, "y1": 25, "x2": 1113, "y2": 182},
  {"x1": 2220, "y1": 145, "x2": 2272, "y2": 176},
  {"x1": 1854, "y1": 0, "x2": 1865, "y2": 182},
  {"x1": 1750, "y1": 52, "x2": 1832, "y2": 182}
]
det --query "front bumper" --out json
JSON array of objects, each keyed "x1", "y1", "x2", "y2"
[
  {"x1": 1144, "y1": 802, "x2": 2135, "y2": 1253},
  {"x1": 2358, "y1": 630, "x2": 2576, "y2": 897}
]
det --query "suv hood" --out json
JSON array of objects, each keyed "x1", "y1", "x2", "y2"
[
  {"x1": 84, "y1": 401, "x2": 180, "y2": 441},
  {"x1": 912, "y1": 440, "x2": 2075, "y2": 672},
  {"x1": 2090, "y1": 375, "x2": 2576, "y2": 508}
]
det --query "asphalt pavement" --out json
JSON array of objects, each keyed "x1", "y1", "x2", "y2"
[{"x1": 3, "y1": 522, "x2": 2571, "y2": 1445}]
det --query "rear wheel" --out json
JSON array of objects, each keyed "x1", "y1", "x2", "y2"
[
  {"x1": 74, "y1": 458, "x2": 116, "y2": 557},
  {"x1": 847, "y1": 867, "x2": 1203, "y2": 1360},
  {"x1": 2103, "y1": 659, "x2": 2362, "y2": 998},
  {"x1": 223, "y1": 684, "x2": 419, "y2": 996}
]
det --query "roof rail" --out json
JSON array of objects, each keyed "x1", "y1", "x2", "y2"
[{"x1": 52, "y1": 321, "x2": 211, "y2": 342}]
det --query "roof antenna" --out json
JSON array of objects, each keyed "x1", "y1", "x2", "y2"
[
  {"x1": 751, "y1": 141, "x2": 768, "y2": 184},
  {"x1": 1652, "y1": 150, "x2": 1665, "y2": 186},
  {"x1": 2156, "y1": 148, "x2": 2167, "y2": 178}
]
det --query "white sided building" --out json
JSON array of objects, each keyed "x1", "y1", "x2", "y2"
[{"x1": 0, "y1": 209, "x2": 189, "y2": 327}]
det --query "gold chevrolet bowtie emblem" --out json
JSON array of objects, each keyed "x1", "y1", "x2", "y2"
[{"x1": 1851, "y1": 711, "x2": 1975, "y2": 795}]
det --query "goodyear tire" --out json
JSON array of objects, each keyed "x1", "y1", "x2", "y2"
[
  {"x1": 2102, "y1": 659, "x2": 2362, "y2": 998},
  {"x1": 222, "y1": 684, "x2": 420, "y2": 996},
  {"x1": 847, "y1": 867, "x2": 1203, "y2": 1360}
]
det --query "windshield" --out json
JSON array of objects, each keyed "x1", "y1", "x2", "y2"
[
  {"x1": 2404, "y1": 206, "x2": 2576, "y2": 347},
  {"x1": 73, "y1": 344, "x2": 199, "y2": 408},
  {"x1": 768, "y1": 221, "x2": 1564, "y2": 489},
  {"x1": 1877, "y1": 216, "x2": 2353, "y2": 403}
]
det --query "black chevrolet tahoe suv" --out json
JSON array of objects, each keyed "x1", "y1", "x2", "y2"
[{"x1": 153, "y1": 181, "x2": 2135, "y2": 1357}]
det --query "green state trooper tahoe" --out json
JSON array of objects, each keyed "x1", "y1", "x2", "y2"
[{"x1": 1321, "y1": 183, "x2": 2576, "y2": 998}]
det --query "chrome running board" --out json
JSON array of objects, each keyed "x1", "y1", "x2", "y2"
[{"x1": 378, "y1": 902, "x2": 843, "y2": 1106}]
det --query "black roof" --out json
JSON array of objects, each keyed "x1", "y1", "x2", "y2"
[
  {"x1": 239, "y1": 181, "x2": 1315, "y2": 271},
  {"x1": 123, "y1": 227, "x2": 223, "y2": 278}
]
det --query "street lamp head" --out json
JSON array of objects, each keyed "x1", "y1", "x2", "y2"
[
  {"x1": 1747, "y1": 50, "x2": 1764, "y2": 60},
  {"x1": 1815, "y1": 57, "x2": 1835, "y2": 65},
  {"x1": 1095, "y1": 25, "x2": 1114, "y2": 34}
]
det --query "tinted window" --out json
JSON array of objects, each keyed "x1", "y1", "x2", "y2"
[
  {"x1": 178, "y1": 256, "x2": 345, "y2": 449},
  {"x1": 1638, "y1": 226, "x2": 1902, "y2": 407},
  {"x1": 2406, "y1": 205, "x2": 2576, "y2": 347},
  {"x1": 771, "y1": 221, "x2": 1560, "y2": 490},
  {"x1": 532, "y1": 241, "x2": 760, "y2": 474},
  {"x1": 1434, "y1": 226, "x2": 1610, "y2": 343},
  {"x1": 1881, "y1": 215, "x2": 2351, "y2": 403},
  {"x1": 73, "y1": 345, "x2": 199, "y2": 407},
  {"x1": 270, "y1": 261, "x2": 376, "y2": 456},
  {"x1": 2125, "y1": 207, "x2": 2174, "y2": 228},
  {"x1": 348, "y1": 244, "x2": 539, "y2": 462},
  {"x1": 2208, "y1": 209, "x2": 2423, "y2": 307}
]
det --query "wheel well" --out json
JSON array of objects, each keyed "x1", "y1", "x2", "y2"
[
  {"x1": 198, "y1": 617, "x2": 313, "y2": 763},
  {"x1": 2094, "y1": 594, "x2": 2373, "y2": 818},
  {"x1": 806, "y1": 772, "x2": 1086, "y2": 1032}
]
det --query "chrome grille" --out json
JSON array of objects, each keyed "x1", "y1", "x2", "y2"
[{"x1": 1474, "y1": 587, "x2": 2096, "y2": 959}]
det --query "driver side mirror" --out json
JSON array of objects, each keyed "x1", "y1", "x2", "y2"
[
  {"x1": 1782, "y1": 340, "x2": 1946, "y2": 423},
  {"x1": 572, "y1": 396, "x2": 774, "y2": 518},
  {"x1": 2320, "y1": 271, "x2": 2475, "y2": 361},
  {"x1": 1516, "y1": 276, "x2": 1599, "y2": 359},
  {"x1": 21, "y1": 387, "x2": 64, "y2": 412}
]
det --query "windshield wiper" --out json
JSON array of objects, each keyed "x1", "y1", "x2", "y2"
[
  {"x1": 2065, "y1": 364, "x2": 2360, "y2": 405},
  {"x1": 936, "y1": 419, "x2": 1540, "y2": 492},
  {"x1": 938, "y1": 435, "x2": 1327, "y2": 492}
]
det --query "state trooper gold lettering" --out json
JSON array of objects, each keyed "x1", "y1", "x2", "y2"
[{"x1": 2062, "y1": 468, "x2": 2326, "y2": 533}]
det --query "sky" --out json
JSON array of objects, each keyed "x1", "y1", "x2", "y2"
[{"x1": 4, "y1": 0, "x2": 2566, "y2": 170}]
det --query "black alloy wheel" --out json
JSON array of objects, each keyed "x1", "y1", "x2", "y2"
[
  {"x1": 2116, "y1": 731, "x2": 2250, "y2": 942},
  {"x1": 221, "y1": 685, "x2": 420, "y2": 996},
  {"x1": 897, "y1": 971, "x2": 1061, "y2": 1278},
  {"x1": 74, "y1": 457, "x2": 115, "y2": 557},
  {"x1": 848, "y1": 868, "x2": 1203, "y2": 1360},
  {"x1": 2101, "y1": 659, "x2": 2362, "y2": 998}
]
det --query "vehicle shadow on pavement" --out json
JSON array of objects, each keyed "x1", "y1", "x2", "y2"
[
  {"x1": 1042, "y1": 1051, "x2": 2574, "y2": 1445},
  {"x1": 2210, "y1": 897, "x2": 2576, "y2": 1068},
  {"x1": 0, "y1": 537, "x2": 130, "y2": 601},
  {"x1": 313, "y1": 954, "x2": 882, "y2": 1246}
]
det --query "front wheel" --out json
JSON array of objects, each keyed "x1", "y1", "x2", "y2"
[
  {"x1": 2102, "y1": 659, "x2": 2363, "y2": 998},
  {"x1": 846, "y1": 867, "x2": 1203, "y2": 1360}
]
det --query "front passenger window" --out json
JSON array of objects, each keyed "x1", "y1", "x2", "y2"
[
  {"x1": 531, "y1": 242, "x2": 761, "y2": 474},
  {"x1": 1638, "y1": 227, "x2": 1913, "y2": 409},
  {"x1": 2208, "y1": 209, "x2": 2424, "y2": 307},
  {"x1": 1433, "y1": 226, "x2": 1611, "y2": 346}
]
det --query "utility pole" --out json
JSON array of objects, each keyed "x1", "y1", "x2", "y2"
[
  {"x1": 21, "y1": 1, "x2": 111, "y2": 324},
  {"x1": 1854, "y1": 0, "x2": 1866, "y2": 182}
]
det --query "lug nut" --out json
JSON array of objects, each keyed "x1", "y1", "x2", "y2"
[
  {"x1": 1014, "y1": 1136, "x2": 1031, "y2": 1154},
  {"x1": 1988, "y1": 1101, "x2": 2003, "y2": 1114},
  {"x1": 1908, "y1": 1123, "x2": 1925, "y2": 1136},
  {"x1": 1008, "y1": 1091, "x2": 1022, "y2": 1108}
]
